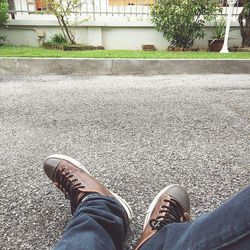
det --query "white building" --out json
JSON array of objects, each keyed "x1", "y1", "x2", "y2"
[{"x1": 2, "y1": 0, "x2": 244, "y2": 49}]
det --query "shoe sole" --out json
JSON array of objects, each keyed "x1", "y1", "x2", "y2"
[
  {"x1": 143, "y1": 184, "x2": 185, "y2": 229},
  {"x1": 45, "y1": 154, "x2": 133, "y2": 220}
]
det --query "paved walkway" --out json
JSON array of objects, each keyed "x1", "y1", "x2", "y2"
[{"x1": 0, "y1": 75, "x2": 249, "y2": 249}]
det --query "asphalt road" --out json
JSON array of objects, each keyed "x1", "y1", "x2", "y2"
[{"x1": 0, "y1": 74, "x2": 249, "y2": 250}]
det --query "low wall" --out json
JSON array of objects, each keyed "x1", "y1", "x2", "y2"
[{"x1": 0, "y1": 20, "x2": 243, "y2": 50}]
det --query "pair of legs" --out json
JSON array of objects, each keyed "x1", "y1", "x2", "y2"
[{"x1": 44, "y1": 154, "x2": 250, "y2": 250}]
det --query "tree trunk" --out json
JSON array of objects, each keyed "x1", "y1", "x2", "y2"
[
  {"x1": 241, "y1": 18, "x2": 250, "y2": 48},
  {"x1": 56, "y1": 15, "x2": 68, "y2": 42},
  {"x1": 59, "y1": 15, "x2": 76, "y2": 44},
  {"x1": 8, "y1": 0, "x2": 15, "y2": 19},
  {"x1": 239, "y1": 2, "x2": 250, "y2": 47}
]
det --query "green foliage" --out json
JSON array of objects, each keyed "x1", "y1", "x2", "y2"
[
  {"x1": 50, "y1": 33, "x2": 68, "y2": 44},
  {"x1": 151, "y1": 0, "x2": 219, "y2": 48},
  {"x1": 211, "y1": 18, "x2": 226, "y2": 40},
  {"x1": 0, "y1": 35, "x2": 6, "y2": 45},
  {"x1": 242, "y1": 0, "x2": 250, "y2": 16},
  {"x1": 46, "y1": 0, "x2": 83, "y2": 44},
  {"x1": 0, "y1": 0, "x2": 9, "y2": 24}
]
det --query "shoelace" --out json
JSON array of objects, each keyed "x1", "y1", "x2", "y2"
[
  {"x1": 54, "y1": 167, "x2": 85, "y2": 214},
  {"x1": 149, "y1": 199, "x2": 183, "y2": 230}
]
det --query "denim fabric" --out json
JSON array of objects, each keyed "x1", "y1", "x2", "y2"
[
  {"x1": 54, "y1": 186, "x2": 250, "y2": 250},
  {"x1": 54, "y1": 194, "x2": 128, "y2": 250},
  {"x1": 141, "y1": 186, "x2": 250, "y2": 250}
]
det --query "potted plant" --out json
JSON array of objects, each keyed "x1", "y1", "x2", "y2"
[{"x1": 209, "y1": 18, "x2": 226, "y2": 52}]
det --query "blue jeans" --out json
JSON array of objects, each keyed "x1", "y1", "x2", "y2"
[{"x1": 54, "y1": 187, "x2": 250, "y2": 250}]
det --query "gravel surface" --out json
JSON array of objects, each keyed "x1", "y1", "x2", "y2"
[{"x1": 0, "y1": 74, "x2": 249, "y2": 250}]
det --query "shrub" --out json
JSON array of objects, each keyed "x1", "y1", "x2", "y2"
[
  {"x1": 211, "y1": 17, "x2": 226, "y2": 40},
  {"x1": 151, "y1": 0, "x2": 219, "y2": 48},
  {"x1": 50, "y1": 33, "x2": 68, "y2": 44},
  {"x1": 0, "y1": 0, "x2": 9, "y2": 25}
]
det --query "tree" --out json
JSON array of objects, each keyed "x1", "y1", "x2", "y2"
[
  {"x1": 0, "y1": 0, "x2": 9, "y2": 25},
  {"x1": 46, "y1": 0, "x2": 83, "y2": 44},
  {"x1": 238, "y1": 0, "x2": 250, "y2": 47},
  {"x1": 151, "y1": 0, "x2": 219, "y2": 48}
]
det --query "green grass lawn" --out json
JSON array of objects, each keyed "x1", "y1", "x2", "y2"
[{"x1": 0, "y1": 46, "x2": 250, "y2": 59}]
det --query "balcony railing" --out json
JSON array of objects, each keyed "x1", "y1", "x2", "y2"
[{"x1": 8, "y1": 0, "x2": 244, "y2": 21}]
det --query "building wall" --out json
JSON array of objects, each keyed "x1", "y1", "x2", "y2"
[{"x1": 0, "y1": 20, "x2": 242, "y2": 49}]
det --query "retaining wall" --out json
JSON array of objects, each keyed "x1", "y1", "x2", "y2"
[{"x1": 0, "y1": 20, "x2": 243, "y2": 50}]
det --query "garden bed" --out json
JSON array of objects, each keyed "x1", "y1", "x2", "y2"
[
  {"x1": 43, "y1": 43, "x2": 104, "y2": 51},
  {"x1": 0, "y1": 46, "x2": 250, "y2": 59},
  {"x1": 229, "y1": 47, "x2": 250, "y2": 52},
  {"x1": 167, "y1": 47, "x2": 208, "y2": 52}
]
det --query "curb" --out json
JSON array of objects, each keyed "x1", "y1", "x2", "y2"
[{"x1": 0, "y1": 58, "x2": 250, "y2": 75}]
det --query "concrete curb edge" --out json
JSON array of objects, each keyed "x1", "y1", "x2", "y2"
[{"x1": 0, "y1": 58, "x2": 250, "y2": 75}]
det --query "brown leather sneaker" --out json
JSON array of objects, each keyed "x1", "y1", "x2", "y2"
[
  {"x1": 43, "y1": 154, "x2": 133, "y2": 219},
  {"x1": 135, "y1": 184, "x2": 191, "y2": 250}
]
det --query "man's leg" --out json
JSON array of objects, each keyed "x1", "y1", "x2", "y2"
[
  {"x1": 43, "y1": 154, "x2": 133, "y2": 250},
  {"x1": 54, "y1": 195, "x2": 127, "y2": 250},
  {"x1": 136, "y1": 185, "x2": 250, "y2": 250}
]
